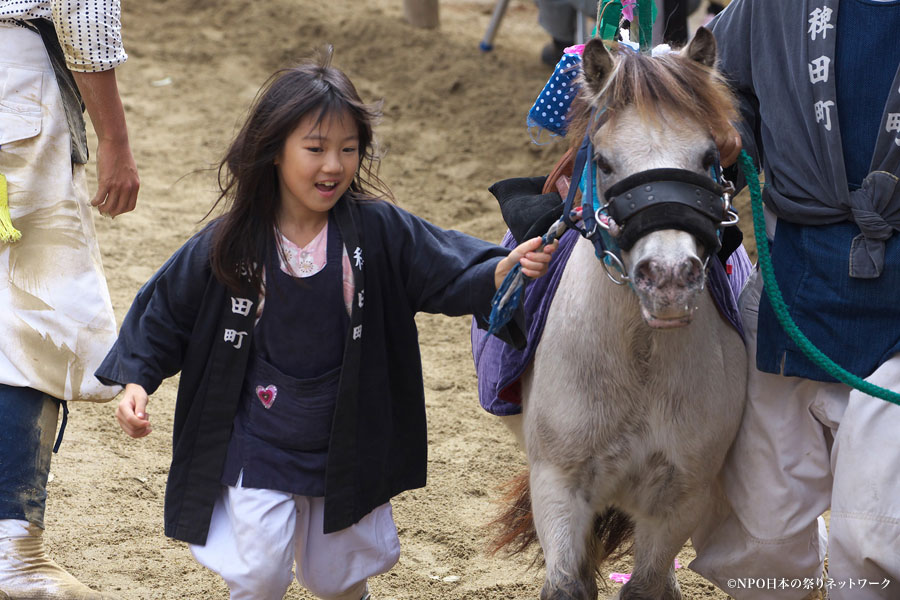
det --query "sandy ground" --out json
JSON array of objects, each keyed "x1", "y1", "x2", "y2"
[{"x1": 44, "y1": 1, "x2": 745, "y2": 598}]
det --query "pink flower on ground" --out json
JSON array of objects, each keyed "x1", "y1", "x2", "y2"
[
  {"x1": 611, "y1": 559, "x2": 681, "y2": 585},
  {"x1": 610, "y1": 573, "x2": 632, "y2": 584}
]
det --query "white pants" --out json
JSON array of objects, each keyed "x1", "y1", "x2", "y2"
[
  {"x1": 190, "y1": 477, "x2": 400, "y2": 600},
  {"x1": 691, "y1": 269, "x2": 900, "y2": 600}
]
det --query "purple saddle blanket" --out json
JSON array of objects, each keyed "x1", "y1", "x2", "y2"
[{"x1": 471, "y1": 230, "x2": 752, "y2": 416}]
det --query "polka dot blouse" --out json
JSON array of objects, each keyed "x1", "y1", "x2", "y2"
[{"x1": 0, "y1": 1, "x2": 127, "y2": 72}]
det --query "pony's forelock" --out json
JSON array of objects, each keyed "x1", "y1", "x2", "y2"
[{"x1": 578, "y1": 45, "x2": 738, "y2": 140}]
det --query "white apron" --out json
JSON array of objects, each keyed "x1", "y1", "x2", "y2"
[{"x1": 0, "y1": 22, "x2": 119, "y2": 402}]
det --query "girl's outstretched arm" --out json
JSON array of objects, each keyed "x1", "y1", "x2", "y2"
[
  {"x1": 494, "y1": 236, "x2": 559, "y2": 289},
  {"x1": 116, "y1": 383, "x2": 152, "y2": 438}
]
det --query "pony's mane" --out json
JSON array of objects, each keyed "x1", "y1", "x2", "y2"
[{"x1": 569, "y1": 44, "x2": 738, "y2": 148}]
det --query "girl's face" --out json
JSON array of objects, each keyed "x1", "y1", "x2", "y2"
[{"x1": 275, "y1": 109, "x2": 360, "y2": 228}]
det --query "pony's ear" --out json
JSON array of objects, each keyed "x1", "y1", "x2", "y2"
[
  {"x1": 581, "y1": 38, "x2": 615, "y2": 96},
  {"x1": 683, "y1": 27, "x2": 717, "y2": 68}
]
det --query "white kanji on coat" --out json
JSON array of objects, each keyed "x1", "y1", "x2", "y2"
[
  {"x1": 887, "y1": 113, "x2": 900, "y2": 134},
  {"x1": 808, "y1": 7, "x2": 834, "y2": 41},
  {"x1": 815, "y1": 100, "x2": 835, "y2": 131},
  {"x1": 808, "y1": 56, "x2": 830, "y2": 84},
  {"x1": 887, "y1": 113, "x2": 900, "y2": 146},
  {"x1": 353, "y1": 247, "x2": 364, "y2": 269},
  {"x1": 231, "y1": 297, "x2": 254, "y2": 316},
  {"x1": 358, "y1": 290, "x2": 365, "y2": 308},
  {"x1": 353, "y1": 325, "x2": 362, "y2": 340},
  {"x1": 224, "y1": 329, "x2": 248, "y2": 349}
]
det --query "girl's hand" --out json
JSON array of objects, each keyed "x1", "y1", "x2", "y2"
[
  {"x1": 713, "y1": 124, "x2": 742, "y2": 168},
  {"x1": 117, "y1": 383, "x2": 152, "y2": 438},
  {"x1": 495, "y1": 237, "x2": 559, "y2": 289}
]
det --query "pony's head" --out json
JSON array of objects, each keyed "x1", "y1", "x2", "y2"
[{"x1": 576, "y1": 28, "x2": 738, "y2": 328}]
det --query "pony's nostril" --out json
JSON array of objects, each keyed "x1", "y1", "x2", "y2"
[
  {"x1": 677, "y1": 257, "x2": 704, "y2": 287},
  {"x1": 635, "y1": 259, "x2": 658, "y2": 284},
  {"x1": 635, "y1": 259, "x2": 676, "y2": 288}
]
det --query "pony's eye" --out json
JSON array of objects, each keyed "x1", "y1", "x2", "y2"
[
  {"x1": 701, "y1": 148, "x2": 717, "y2": 171},
  {"x1": 595, "y1": 154, "x2": 614, "y2": 176}
]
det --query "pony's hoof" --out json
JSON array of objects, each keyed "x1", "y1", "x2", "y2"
[
  {"x1": 618, "y1": 580, "x2": 682, "y2": 600},
  {"x1": 540, "y1": 576, "x2": 597, "y2": 600}
]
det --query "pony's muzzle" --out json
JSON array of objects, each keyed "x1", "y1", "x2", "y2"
[{"x1": 631, "y1": 254, "x2": 705, "y2": 328}]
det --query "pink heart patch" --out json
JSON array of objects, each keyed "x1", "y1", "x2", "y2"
[{"x1": 256, "y1": 385, "x2": 277, "y2": 409}]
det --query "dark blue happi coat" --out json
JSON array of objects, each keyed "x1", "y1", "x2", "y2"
[
  {"x1": 711, "y1": 0, "x2": 900, "y2": 381},
  {"x1": 96, "y1": 197, "x2": 524, "y2": 543}
]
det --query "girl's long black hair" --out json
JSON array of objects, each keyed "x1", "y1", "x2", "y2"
[{"x1": 208, "y1": 46, "x2": 392, "y2": 294}]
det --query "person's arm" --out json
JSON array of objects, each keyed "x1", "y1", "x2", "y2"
[
  {"x1": 708, "y1": 0, "x2": 762, "y2": 185},
  {"x1": 71, "y1": 68, "x2": 139, "y2": 217}
]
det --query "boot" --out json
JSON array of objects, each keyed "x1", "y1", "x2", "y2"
[{"x1": 0, "y1": 520, "x2": 120, "y2": 600}]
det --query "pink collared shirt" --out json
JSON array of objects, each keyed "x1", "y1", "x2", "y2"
[{"x1": 274, "y1": 225, "x2": 353, "y2": 314}]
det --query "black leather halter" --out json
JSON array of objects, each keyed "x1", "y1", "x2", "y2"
[{"x1": 605, "y1": 168, "x2": 731, "y2": 253}]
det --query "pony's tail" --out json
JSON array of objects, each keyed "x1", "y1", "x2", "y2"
[
  {"x1": 592, "y1": 508, "x2": 635, "y2": 565},
  {"x1": 487, "y1": 471, "x2": 636, "y2": 569},
  {"x1": 487, "y1": 471, "x2": 539, "y2": 559}
]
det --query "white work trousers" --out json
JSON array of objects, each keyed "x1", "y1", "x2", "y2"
[
  {"x1": 0, "y1": 22, "x2": 119, "y2": 402},
  {"x1": 190, "y1": 476, "x2": 400, "y2": 600},
  {"x1": 691, "y1": 268, "x2": 900, "y2": 600}
]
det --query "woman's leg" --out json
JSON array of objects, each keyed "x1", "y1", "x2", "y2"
[
  {"x1": 0, "y1": 385, "x2": 56, "y2": 527},
  {"x1": 0, "y1": 385, "x2": 118, "y2": 598},
  {"x1": 828, "y1": 355, "x2": 900, "y2": 599}
]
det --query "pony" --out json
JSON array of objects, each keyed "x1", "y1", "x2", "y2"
[{"x1": 489, "y1": 28, "x2": 747, "y2": 600}]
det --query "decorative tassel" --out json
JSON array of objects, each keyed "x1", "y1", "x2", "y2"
[
  {"x1": 488, "y1": 265, "x2": 526, "y2": 335},
  {"x1": 0, "y1": 173, "x2": 22, "y2": 243}
]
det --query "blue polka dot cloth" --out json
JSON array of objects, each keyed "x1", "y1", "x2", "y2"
[{"x1": 527, "y1": 52, "x2": 583, "y2": 140}]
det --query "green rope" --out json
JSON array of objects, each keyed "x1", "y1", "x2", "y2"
[
  {"x1": 637, "y1": 0, "x2": 653, "y2": 53},
  {"x1": 739, "y1": 150, "x2": 900, "y2": 405}
]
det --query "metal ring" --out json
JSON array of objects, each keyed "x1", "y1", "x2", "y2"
[
  {"x1": 594, "y1": 205, "x2": 611, "y2": 231},
  {"x1": 602, "y1": 251, "x2": 629, "y2": 285},
  {"x1": 720, "y1": 208, "x2": 740, "y2": 227}
]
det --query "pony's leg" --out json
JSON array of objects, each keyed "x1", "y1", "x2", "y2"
[
  {"x1": 530, "y1": 462, "x2": 597, "y2": 600},
  {"x1": 619, "y1": 504, "x2": 704, "y2": 600}
]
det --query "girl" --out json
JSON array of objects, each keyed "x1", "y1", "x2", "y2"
[{"x1": 96, "y1": 49, "x2": 555, "y2": 600}]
